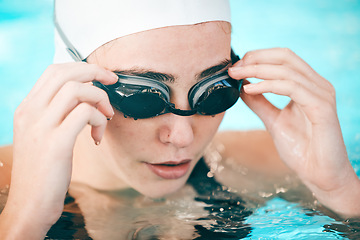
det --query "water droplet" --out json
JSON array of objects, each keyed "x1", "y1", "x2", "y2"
[
  {"x1": 275, "y1": 187, "x2": 288, "y2": 194},
  {"x1": 259, "y1": 191, "x2": 273, "y2": 198}
]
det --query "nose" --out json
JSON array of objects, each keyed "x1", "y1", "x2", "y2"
[{"x1": 159, "y1": 114, "x2": 194, "y2": 149}]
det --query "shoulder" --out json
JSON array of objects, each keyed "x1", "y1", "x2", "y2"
[
  {"x1": 211, "y1": 130, "x2": 291, "y2": 176},
  {"x1": 0, "y1": 145, "x2": 13, "y2": 187},
  {"x1": 207, "y1": 130, "x2": 298, "y2": 197}
]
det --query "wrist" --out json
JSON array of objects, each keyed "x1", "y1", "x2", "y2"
[{"x1": 306, "y1": 172, "x2": 360, "y2": 217}]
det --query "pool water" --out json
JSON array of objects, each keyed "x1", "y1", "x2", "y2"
[{"x1": 1, "y1": 0, "x2": 360, "y2": 239}]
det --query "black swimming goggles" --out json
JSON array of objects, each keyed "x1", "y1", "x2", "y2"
[
  {"x1": 54, "y1": 11, "x2": 243, "y2": 119},
  {"x1": 93, "y1": 68, "x2": 243, "y2": 120}
]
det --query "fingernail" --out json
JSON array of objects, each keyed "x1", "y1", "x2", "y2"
[
  {"x1": 243, "y1": 84, "x2": 255, "y2": 91},
  {"x1": 108, "y1": 71, "x2": 118, "y2": 80}
]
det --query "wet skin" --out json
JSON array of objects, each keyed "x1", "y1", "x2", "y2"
[
  {"x1": 1, "y1": 17, "x2": 360, "y2": 240},
  {"x1": 73, "y1": 21, "x2": 232, "y2": 198}
]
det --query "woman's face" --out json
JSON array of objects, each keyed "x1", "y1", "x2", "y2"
[{"x1": 87, "y1": 21, "x2": 232, "y2": 198}]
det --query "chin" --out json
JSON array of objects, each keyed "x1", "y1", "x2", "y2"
[{"x1": 136, "y1": 178, "x2": 189, "y2": 199}]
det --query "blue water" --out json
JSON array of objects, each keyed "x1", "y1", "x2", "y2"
[{"x1": 1, "y1": 0, "x2": 360, "y2": 239}]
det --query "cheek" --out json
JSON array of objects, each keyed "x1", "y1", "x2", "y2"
[
  {"x1": 194, "y1": 113, "x2": 224, "y2": 143},
  {"x1": 107, "y1": 111, "x2": 224, "y2": 139},
  {"x1": 103, "y1": 111, "x2": 224, "y2": 159},
  {"x1": 202, "y1": 113, "x2": 224, "y2": 129},
  {"x1": 105, "y1": 114, "x2": 155, "y2": 151}
]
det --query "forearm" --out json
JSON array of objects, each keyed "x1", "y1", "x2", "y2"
[
  {"x1": 0, "y1": 216, "x2": 45, "y2": 240},
  {"x1": 0, "y1": 201, "x2": 56, "y2": 240}
]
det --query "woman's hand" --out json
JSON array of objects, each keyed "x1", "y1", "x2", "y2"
[
  {"x1": 228, "y1": 48, "x2": 360, "y2": 217},
  {"x1": 0, "y1": 62, "x2": 117, "y2": 239}
]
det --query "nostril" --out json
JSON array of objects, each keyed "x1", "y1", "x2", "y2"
[{"x1": 158, "y1": 115, "x2": 194, "y2": 148}]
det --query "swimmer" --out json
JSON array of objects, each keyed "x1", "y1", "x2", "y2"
[{"x1": 0, "y1": 0, "x2": 359, "y2": 239}]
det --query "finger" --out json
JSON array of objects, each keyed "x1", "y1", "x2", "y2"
[
  {"x1": 45, "y1": 81, "x2": 114, "y2": 126},
  {"x1": 244, "y1": 80, "x2": 316, "y2": 105},
  {"x1": 240, "y1": 89, "x2": 280, "y2": 129},
  {"x1": 58, "y1": 103, "x2": 107, "y2": 146},
  {"x1": 243, "y1": 80, "x2": 336, "y2": 123},
  {"x1": 229, "y1": 63, "x2": 315, "y2": 85},
  {"x1": 27, "y1": 63, "x2": 118, "y2": 105},
  {"x1": 229, "y1": 64, "x2": 331, "y2": 99},
  {"x1": 238, "y1": 48, "x2": 333, "y2": 91}
]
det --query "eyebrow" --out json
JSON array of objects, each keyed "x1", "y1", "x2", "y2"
[
  {"x1": 197, "y1": 59, "x2": 232, "y2": 80},
  {"x1": 112, "y1": 58, "x2": 232, "y2": 83}
]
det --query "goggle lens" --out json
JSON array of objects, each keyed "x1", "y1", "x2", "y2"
[
  {"x1": 95, "y1": 71, "x2": 242, "y2": 119},
  {"x1": 196, "y1": 85, "x2": 240, "y2": 115},
  {"x1": 118, "y1": 92, "x2": 167, "y2": 119}
]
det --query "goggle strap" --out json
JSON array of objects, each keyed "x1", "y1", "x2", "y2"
[{"x1": 54, "y1": 7, "x2": 84, "y2": 62}]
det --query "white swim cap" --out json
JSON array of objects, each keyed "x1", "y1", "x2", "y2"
[{"x1": 53, "y1": 0, "x2": 231, "y2": 63}]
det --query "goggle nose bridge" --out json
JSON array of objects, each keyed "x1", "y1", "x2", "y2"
[{"x1": 165, "y1": 103, "x2": 198, "y2": 116}]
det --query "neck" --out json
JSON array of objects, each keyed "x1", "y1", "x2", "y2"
[{"x1": 72, "y1": 126, "x2": 129, "y2": 190}]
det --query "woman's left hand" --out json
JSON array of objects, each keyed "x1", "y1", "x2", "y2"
[{"x1": 228, "y1": 48, "x2": 360, "y2": 216}]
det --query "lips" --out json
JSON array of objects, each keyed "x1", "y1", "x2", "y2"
[{"x1": 145, "y1": 160, "x2": 191, "y2": 179}]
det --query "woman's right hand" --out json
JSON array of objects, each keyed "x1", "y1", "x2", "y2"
[{"x1": 0, "y1": 62, "x2": 117, "y2": 239}]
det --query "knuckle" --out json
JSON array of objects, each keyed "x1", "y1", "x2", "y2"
[
  {"x1": 77, "y1": 102, "x2": 95, "y2": 116},
  {"x1": 327, "y1": 82, "x2": 336, "y2": 98},
  {"x1": 249, "y1": 65, "x2": 262, "y2": 79},
  {"x1": 13, "y1": 106, "x2": 25, "y2": 127},
  {"x1": 75, "y1": 103, "x2": 106, "y2": 125},
  {"x1": 248, "y1": 64, "x2": 257, "y2": 70},
  {"x1": 13, "y1": 104, "x2": 32, "y2": 130},
  {"x1": 88, "y1": 64, "x2": 107, "y2": 79},
  {"x1": 279, "y1": 48, "x2": 297, "y2": 60},
  {"x1": 286, "y1": 81, "x2": 302, "y2": 97},
  {"x1": 319, "y1": 97, "x2": 337, "y2": 116},
  {"x1": 281, "y1": 47, "x2": 295, "y2": 55},
  {"x1": 62, "y1": 81, "x2": 80, "y2": 94},
  {"x1": 44, "y1": 64, "x2": 63, "y2": 76},
  {"x1": 87, "y1": 63, "x2": 103, "y2": 73},
  {"x1": 318, "y1": 79, "x2": 336, "y2": 101},
  {"x1": 43, "y1": 64, "x2": 66, "y2": 82},
  {"x1": 243, "y1": 50, "x2": 255, "y2": 60},
  {"x1": 44, "y1": 64, "x2": 57, "y2": 73},
  {"x1": 44, "y1": 62, "x2": 84, "y2": 81},
  {"x1": 97, "y1": 88, "x2": 109, "y2": 102},
  {"x1": 288, "y1": 80, "x2": 300, "y2": 90}
]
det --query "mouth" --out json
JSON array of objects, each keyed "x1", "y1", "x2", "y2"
[{"x1": 145, "y1": 160, "x2": 192, "y2": 180}]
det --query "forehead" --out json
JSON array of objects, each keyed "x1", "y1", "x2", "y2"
[{"x1": 87, "y1": 21, "x2": 232, "y2": 75}]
